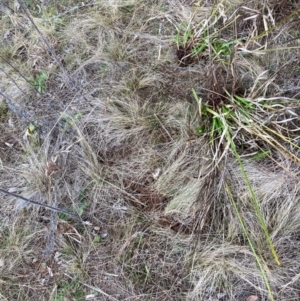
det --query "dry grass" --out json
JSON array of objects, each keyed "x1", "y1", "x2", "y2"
[{"x1": 0, "y1": 0, "x2": 300, "y2": 300}]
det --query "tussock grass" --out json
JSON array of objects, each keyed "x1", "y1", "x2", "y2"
[{"x1": 0, "y1": 0, "x2": 300, "y2": 300}]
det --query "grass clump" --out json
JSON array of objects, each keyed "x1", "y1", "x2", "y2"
[{"x1": 0, "y1": 0, "x2": 300, "y2": 300}]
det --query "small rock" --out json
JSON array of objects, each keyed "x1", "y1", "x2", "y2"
[{"x1": 246, "y1": 296, "x2": 258, "y2": 301}]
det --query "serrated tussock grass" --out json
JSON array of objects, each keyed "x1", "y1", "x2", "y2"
[{"x1": 0, "y1": 0, "x2": 300, "y2": 300}]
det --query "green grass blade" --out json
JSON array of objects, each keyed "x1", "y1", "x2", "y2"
[
  {"x1": 226, "y1": 131, "x2": 280, "y2": 266},
  {"x1": 224, "y1": 182, "x2": 275, "y2": 301}
]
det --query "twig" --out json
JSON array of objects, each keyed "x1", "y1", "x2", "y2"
[
  {"x1": 0, "y1": 88, "x2": 35, "y2": 124},
  {"x1": 0, "y1": 55, "x2": 42, "y2": 95},
  {"x1": 17, "y1": 0, "x2": 75, "y2": 89},
  {"x1": 0, "y1": 67, "x2": 30, "y2": 96},
  {"x1": 0, "y1": 187, "x2": 78, "y2": 219},
  {"x1": 64, "y1": 273, "x2": 119, "y2": 301},
  {"x1": 0, "y1": 2, "x2": 14, "y2": 14}
]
